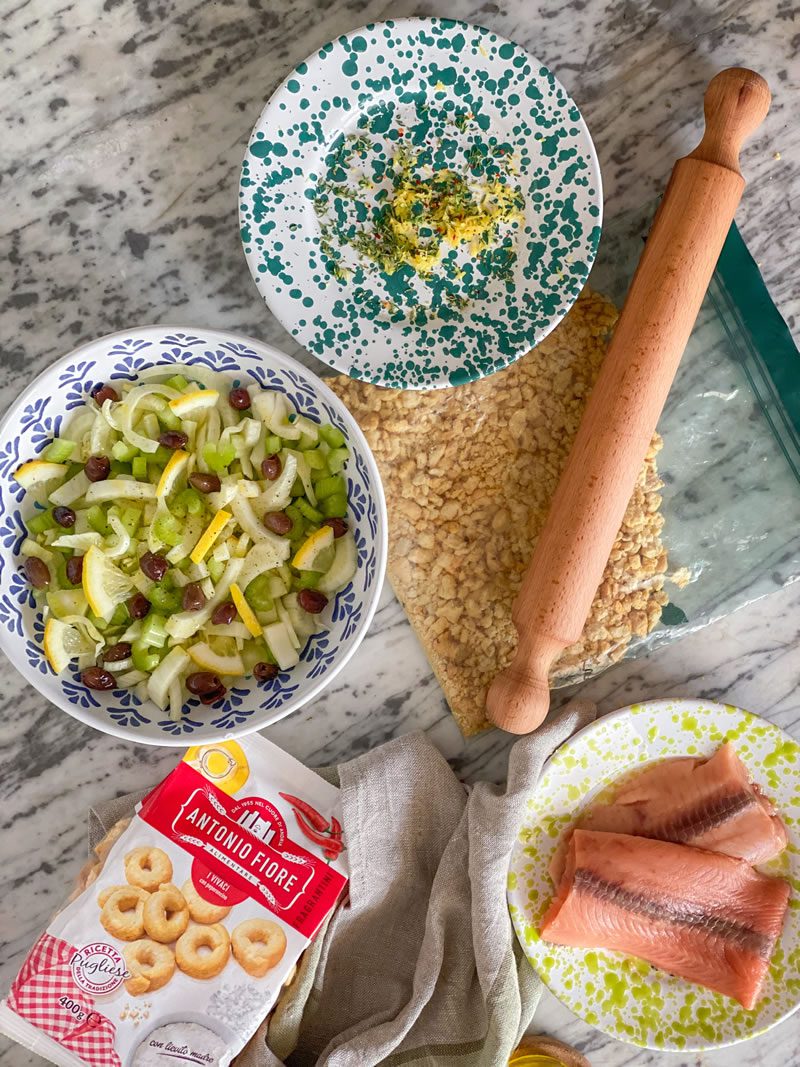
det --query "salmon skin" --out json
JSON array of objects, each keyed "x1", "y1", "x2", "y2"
[
  {"x1": 550, "y1": 743, "x2": 787, "y2": 884},
  {"x1": 541, "y1": 829, "x2": 789, "y2": 1009}
]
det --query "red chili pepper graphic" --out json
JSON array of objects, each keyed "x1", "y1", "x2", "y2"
[
  {"x1": 279, "y1": 792, "x2": 330, "y2": 832},
  {"x1": 324, "y1": 840, "x2": 343, "y2": 861},
  {"x1": 292, "y1": 807, "x2": 335, "y2": 850}
]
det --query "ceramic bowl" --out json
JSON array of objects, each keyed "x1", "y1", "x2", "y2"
[{"x1": 0, "y1": 327, "x2": 387, "y2": 745}]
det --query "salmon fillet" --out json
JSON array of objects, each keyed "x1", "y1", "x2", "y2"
[
  {"x1": 550, "y1": 744, "x2": 787, "y2": 884},
  {"x1": 541, "y1": 830, "x2": 789, "y2": 1009}
]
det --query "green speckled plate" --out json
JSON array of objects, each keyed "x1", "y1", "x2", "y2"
[
  {"x1": 508, "y1": 698, "x2": 800, "y2": 1050},
  {"x1": 239, "y1": 17, "x2": 602, "y2": 389}
]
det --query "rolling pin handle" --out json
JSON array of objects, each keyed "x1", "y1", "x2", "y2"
[
  {"x1": 486, "y1": 635, "x2": 561, "y2": 735},
  {"x1": 689, "y1": 68, "x2": 771, "y2": 173}
]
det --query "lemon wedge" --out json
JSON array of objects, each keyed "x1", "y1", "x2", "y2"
[
  {"x1": 13, "y1": 460, "x2": 69, "y2": 491},
  {"x1": 168, "y1": 389, "x2": 219, "y2": 417},
  {"x1": 292, "y1": 525, "x2": 334, "y2": 571},
  {"x1": 187, "y1": 641, "x2": 244, "y2": 676},
  {"x1": 82, "y1": 545, "x2": 134, "y2": 620},
  {"x1": 229, "y1": 582, "x2": 262, "y2": 637},
  {"x1": 156, "y1": 449, "x2": 190, "y2": 498},
  {"x1": 44, "y1": 617, "x2": 95, "y2": 674},
  {"x1": 190, "y1": 509, "x2": 232, "y2": 564},
  {"x1": 184, "y1": 740, "x2": 250, "y2": 795}
]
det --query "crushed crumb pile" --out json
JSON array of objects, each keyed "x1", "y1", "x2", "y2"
[{"x1": 331, "y1": 288, "x2": 670, "y2": 735}]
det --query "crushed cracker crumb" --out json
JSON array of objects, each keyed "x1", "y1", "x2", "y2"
[{"x1": 331, "y1": 288, "x2": 669, "y2": 735}]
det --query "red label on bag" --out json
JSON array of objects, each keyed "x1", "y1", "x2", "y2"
[{"x1": 140, "y1": 763, "x2": 346, "y2": 937}]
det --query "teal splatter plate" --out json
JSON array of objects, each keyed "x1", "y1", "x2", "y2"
[
  {"x1": 508, "y1": 699, "x2": 800, "y2": 1050},
  {"x1": 239, "y1": 17, "x2": 602, "y2": 389}
]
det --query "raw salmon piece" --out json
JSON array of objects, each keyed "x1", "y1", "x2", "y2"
[
  {"x1": 541, "y1": 829, "x2": 789, "y2": 1010},
  {"x1": 550, "y1": 743, "x2": 787, "y2": 884}
]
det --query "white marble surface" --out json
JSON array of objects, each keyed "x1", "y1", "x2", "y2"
[{"x1": 2, "y1": 0, "x2": 800, "y2": 1064}]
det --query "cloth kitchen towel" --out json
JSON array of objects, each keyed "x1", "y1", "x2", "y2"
[{"x1": 88, "y1": 699, "x2": 595, "y2": 1067}]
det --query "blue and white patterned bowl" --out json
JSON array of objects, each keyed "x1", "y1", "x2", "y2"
[{"x1": 0, "y1": 326, "x2": 387, "y2": 746}]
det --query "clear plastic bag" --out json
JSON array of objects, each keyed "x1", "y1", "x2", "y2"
[{"x1": 590, "y1": 205, "x2": 800, "y2": 664}]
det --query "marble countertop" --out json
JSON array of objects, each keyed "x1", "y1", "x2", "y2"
[{"x1": 2, "y1": 0, "x2": 799, "y2": 1064}]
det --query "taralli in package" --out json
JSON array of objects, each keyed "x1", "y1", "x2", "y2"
[{"x1": 0, "y1": 736, "x2": 348, "y2": 1066}]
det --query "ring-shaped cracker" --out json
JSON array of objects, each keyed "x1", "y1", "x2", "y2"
[
  {"x1": 175, "y1": 923, "x2": 230, "y2": 980},
  {"x1": 143, "y1": 882, "x2": 190, "y2": 943},
  {"x1": 181, "y1": 879, "x2": 231, "y2": 924},
  {"x1": 124, "y1": 846, "x2": 173, "y2": 892},
  {"x1": 231, "y1": 918, "x2": 287, "y2": 977},
  {"x1": 123, "y1": 939, "x2": 175, "y2": 995},
  {"x1": 99, "y1": 887, "x2": 147, "y2": 942}
]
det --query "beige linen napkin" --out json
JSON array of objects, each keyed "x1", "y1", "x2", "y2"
[{"x1": 89, "y1": 700, "x2": 595, "y2": 1066}]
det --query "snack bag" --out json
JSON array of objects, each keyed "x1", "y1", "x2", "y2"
[{"x1": 0, "y1": 736, "x2": 347, "y2": 1066}]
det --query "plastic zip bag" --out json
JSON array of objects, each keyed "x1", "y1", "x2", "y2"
[{"x1": 585, "y1": 206, "x2": 800, "y2": 671}]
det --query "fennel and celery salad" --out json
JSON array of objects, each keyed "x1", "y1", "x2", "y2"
[{"x1": 13, "y1": 367, "x2": 357, "y2": 720}]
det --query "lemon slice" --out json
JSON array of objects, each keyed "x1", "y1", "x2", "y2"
[
  {"x1": 190, "y1": 509, "x2": 232, "y2": 564},
  {"x1": 82, "y1": 544, "x2": 134, "y2": 620},
  {"x1": 187, "y1": 641, "x2": 244, "y2": 676},
  {"x1": 184, "y1": 740, "x2": 250, "y2": 795},
  {"x1": 156, "y1": 449, "x2": 190, "y2": 498},
  {"x1": 13, "y1": 460, "x2": 69, "y2": 490},
  {"x1": 229, "y1": 582, "x2": 263, "y2": 637},
  {"x1": 43, "y1": 617, "x2": 95, "y2": 674},
  {"x1": 292, "y1": 525, "x2": 334, "y2": 571},
  {"x1": 168, "y1": 389, "x2": 219, "y2": 417}
]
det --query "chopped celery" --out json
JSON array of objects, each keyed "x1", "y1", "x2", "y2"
[
  {"x1": 88, "y1": 611, "x2": 109, "y2": 632},
  {"x1": 296, "y1": 498, "x2": 323, "y2": 523},
  {"x1": 112, "y1": 441, "x2": 139, "y2": 462},
  {"x1": 295, "y1": 570, "x2": 322, "y2": 590},
  {"x1": 45, "y1": 439, "x2": 76, "y2": 463},
  {"x1": 27, "y1": 510, "x2": 55, "y2": 535},
  {"x1": 304, "y1": 448, "x2": 328, "y2": 471},
  {"x1": 284, "y1": 504, "x2": 304, "y2": 538},
  {"x1": 319, "y1": 424, "x2": 346, "y2": 449},
  {"x1": 132, "y1": 639, "x2": 160, "y2": 673},
  {"x1": 111, "y1": 603, "x2": 129, "y2": 627},
  {"x1": 87, "y1": 505, "x2": 110, "y2": 536},
  {"x1": 132, "y1": 456, "x2": 148, "y2": 480},
  {"x1": 207, "y1": 557, "x2": 225, "y2": 583},
  {"x1": 244, "y1": 574, "x2": 274, "y2": 612},
  {"x1": 203, "y1": 442, "x2": 236, "y2": 473},
  {"x1": 314, "y1": 474, "x2": 346, "y2": 501},
  {"x1": 148, "y1": 463, "x2": 164, "y2": 483},
  {"x1": 120, "y1": 507, "x2": 142, "y2": 536},
  {"x1": 153, "y1": 445, "x2": 175, "y2": 465},
  {"x1": 327, "y1": 447, "x2": 349, "y2": 474},
  {"x1": 297, "y1": 431, "x2": 317, "y2": 450},
  {"x1": 264, "y1": 434, "x2": 282, "y2": 455},
  {"x1": 150, "y1": 585, "x2": 182, "y2": 612},
  {"x1": 290, "y1": 477, "x2": 305, "y2": 498},
  {"x1": 158, "y1": 408, "x2": 182, "y2": 431},
  {"x1": 175, "y1": 487, "x2": 204, "y2": 517},
  {"x1": 321, "y1": 493, "x2": 348, "y2": 518},
  {"x1": 166, "y1": 374, "x2": 189, "y2": 390},
  {"x1": 110, "y1": 461, "x2": 128, "y2": 478},
  {"x1": 55, "y1": 557, "x2": 71, "y2": 588},
  {"x1": 66, "y1": 461, "x2": 84, "y2": 479},
  {"x1": 153, "y1": 511, "x2": 182, "y2": 547},
  {"x1": 140, "y1": 613, "x2": 169, "y2": 649}
]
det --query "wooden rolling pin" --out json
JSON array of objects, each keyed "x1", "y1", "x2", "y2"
[{"x1": 486, "y1": 68, "x2": 770, "y2": 735}]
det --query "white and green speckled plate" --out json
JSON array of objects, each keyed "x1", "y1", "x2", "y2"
[
  {"x1": 508, "y1": 698, "x2": 800, "y2": 1051},
  {"x1": 239, "y1": 17, "x2": 602, "y2": 389}
]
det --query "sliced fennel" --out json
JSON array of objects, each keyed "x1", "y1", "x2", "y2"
[{"x1": 15, "y1": 363, "x2": 358, "y2": 720}]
